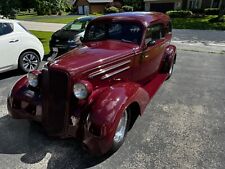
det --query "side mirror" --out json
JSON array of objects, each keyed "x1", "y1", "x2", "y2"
[
  {"x1": 80, "y1": 36, "x2": 84, "y2": 42},
  {"x1": 147, "y1": 40, "x2": 156, "y2": 47}
]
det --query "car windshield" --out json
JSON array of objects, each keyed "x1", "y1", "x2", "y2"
[
  {"x1": 62, "y1": 20, "x2": 88, "y2": 31},
  {"x1": 84, "y1": 21, "x2": 143, "y2": 45}
]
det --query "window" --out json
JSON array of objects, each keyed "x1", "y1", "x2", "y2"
[
  {"x1": 84, "y1": 22, "x2": 143, "y2": 44},
  {"x1": 145, "y1": 24, "x2": 165, "y2": 44},
  {"x1": 165, "y1": 22, "x2": 172, "y2": 35},
  {"x1": 0, "y1": 23, "x2": 13, "y2": 36},
  {"x1": 62, "y1": 20, "x2": 88, "y2": 32}
]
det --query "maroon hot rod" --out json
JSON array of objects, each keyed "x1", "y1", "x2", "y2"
[{"x1": 7, "y1": 12, "x2": 176, "y2": 155}]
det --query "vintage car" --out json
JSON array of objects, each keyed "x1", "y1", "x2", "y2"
[{"x1": 7, "y1": 12, "x2": 176, "y2": 155}]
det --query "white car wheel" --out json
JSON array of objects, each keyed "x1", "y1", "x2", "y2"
[{"x1": 19, "y1": 51, "x2": 40, "y2": 73}]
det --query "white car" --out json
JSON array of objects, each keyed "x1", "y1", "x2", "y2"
[{"x1": 0, "y1": 19, "x2": 44, "y2": 73}]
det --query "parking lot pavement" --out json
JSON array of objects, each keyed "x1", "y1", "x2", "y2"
[
  {"x1": 0, "y1": 50, "x2": 225, "y2": 169},
  {"x1": 172, "y1": 29, "x2": 225, "y2": 54}
]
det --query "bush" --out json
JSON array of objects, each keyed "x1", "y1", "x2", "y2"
[
  {"x1": 105, "y1": 6, "x2": 119, "y2": 14},
  {"x1": 204, "y1": 8, "x2": 220, "y2": 15},
  {"x1": 191, "y1": 8, "x2": 204, "y2": 14},
  {"x1": 122, "y1": 5, "x2": 133, "y2": 12},
  {"x1": 166, "y1": 10, "x2": 193, "y2": 18}
]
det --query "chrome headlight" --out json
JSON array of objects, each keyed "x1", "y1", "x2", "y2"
[
  {"x1": 27, "y1": 72, "x2": 38, "y2": 87},
  {"x1": 73, "y1": 83, "x2": 88, "y2": 99}
]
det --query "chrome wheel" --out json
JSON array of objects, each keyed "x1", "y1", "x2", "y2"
[
  {"x1": 169, "y1": 62, "x2": 174, "y2": 75},
  {"x1": 113, "y1": 110, "x2": 128, "y2": 144},
  {"x1": 19, "y1": 52, "x2": 40, "y2": 73}
]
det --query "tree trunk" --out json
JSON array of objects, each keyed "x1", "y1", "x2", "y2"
[{"x1": 217, "y1": 3, "x2": 225, "y2": 22}]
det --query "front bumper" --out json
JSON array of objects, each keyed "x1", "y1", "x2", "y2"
[{"x1": 7, "y1": 89, "x2": 113, "y2": 155}]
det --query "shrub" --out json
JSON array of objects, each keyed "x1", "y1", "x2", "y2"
[
  {"x1": 122, "y1": 5, "x2": 133, "y2": 12},
  {"x1": 204, "y1": 8, "x2": 220, "y2": 15},
  {"x1": 166, "y1": 10, "x2": 193, "y2": 18},
  {"x1": 191, "y1": 8, "x2": 204, "y2": 14},
  {"x1": 105, "y1": 6, "x2": 119, "y2": 14}
]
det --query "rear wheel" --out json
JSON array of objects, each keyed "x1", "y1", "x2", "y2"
[{"x1": 19, "y1": 51, "x2": 40, "y2": 73}]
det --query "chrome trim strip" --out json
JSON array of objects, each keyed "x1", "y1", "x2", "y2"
[
  {"x1": 101, "y1": 66, "x2": 130, "y2": 80},
  {"x1": 88, "y1": 60, "x2": 131, "y2": 78}
]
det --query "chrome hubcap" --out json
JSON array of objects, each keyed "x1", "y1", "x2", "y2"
[
  {"x1": 113, "y1": 110, "x2": 128, "y2": 144},
  {"x1": 22, "y1": 53, "x2": 39, "y2": 72},
  {"x1": 169, "y1": 62, "x2": 174, "y2": 75}
]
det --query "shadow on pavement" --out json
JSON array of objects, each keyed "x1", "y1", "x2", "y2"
[
  {"x1": 0, "y1": 115, "x2": 109, "y2": 169},
  {"x1": 0, "y1": 70, "x2": 24, "y2": 80}
]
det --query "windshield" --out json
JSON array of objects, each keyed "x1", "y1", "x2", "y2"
[
  {"x1": 84, "y1": 21, "x2": 143, "y2": 44},
  {"x1": 62, "y1": 20, "x2": 88, "y2": 31}
]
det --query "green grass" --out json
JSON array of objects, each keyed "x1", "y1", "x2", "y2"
[
  {"x1": 16, "y1": 12, "x2": 100, "y2": 24},
  {"x1": 171, "y1": 15, "x2": 225, "y2": 30},
  {"x1": 30, "y1": 30, "x2": 53, "y2": 55}
]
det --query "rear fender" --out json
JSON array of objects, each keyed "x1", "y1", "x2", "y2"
[{"x1": 165, "y1": 44, "x2": 176, "y2": 65}]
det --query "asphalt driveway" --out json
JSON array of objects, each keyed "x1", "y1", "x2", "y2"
[{"x1": 0, "y1": 50, "x2": 225, "y2": 169}]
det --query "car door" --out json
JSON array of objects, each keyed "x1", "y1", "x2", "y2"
[
  {"x1": 0, "y1": 22, "x2": 19, "y2": 69},
  {"x1": 136, "y1": 24, "x2": 166, "y2": 83}
]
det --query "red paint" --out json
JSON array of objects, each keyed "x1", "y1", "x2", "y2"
[{"x1": 7, "y1": 12, "x2": 176, "y2": 155}]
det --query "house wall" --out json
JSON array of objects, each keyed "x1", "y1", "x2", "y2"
[
  {"x1": 76, "y1": 0, "x2": 89, "y2": 6},
  {"x1": 90, "y1": 3, "x2": 107, "y2": 14},
  {"x1": 144, "y1": 0, "x2": 182, "y2": 12}
]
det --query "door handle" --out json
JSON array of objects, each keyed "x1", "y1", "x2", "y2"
[{"x1": 9, "y1": 39, "x2": 19, "y2": 43}]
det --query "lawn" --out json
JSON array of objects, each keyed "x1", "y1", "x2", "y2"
[
  {"x1": 16, "y1": 12, "x2": 100, "y2": 24},
  {"x1": 30, "y1": 30, "x2": 53, "y2": 55},
  {"x1": 171, "y1": 15, "x2": 225, "y2": 30}
]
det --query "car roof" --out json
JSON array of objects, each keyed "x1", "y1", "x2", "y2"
[
  {"x1": 76, "y1": 16, "x2": 96, "y2": 22},
  {"x1": 93, "y1": 12, "x2": 170, "y2": 26},
  {"x1": 0, "y1": 19, "x2": 20, "y2": 24}
]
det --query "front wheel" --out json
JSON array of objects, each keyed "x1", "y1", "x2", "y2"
[
  {"x1": 110, "y1": 109, "x2": 130, "y2": 153},
  {"x1": 19, "y1": 51, "x2": 40, "y2": 73}
]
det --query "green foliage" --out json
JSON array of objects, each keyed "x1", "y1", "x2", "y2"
[
  {"x1": 122, "y1": 5, "x2": 133, "y2": 12},
  {"x1": 204, "y1": 8, "x2": 220, "y2": 15},
  {"x1": 0, "y1": 0, "x2": 20, "y2": 18},
  {"x1": 166, "y1": 10, "x2": 193, "y2": 18},
  {"x1": 35, "y1": 0, "x2": 70, "y2": 15},
  {"x1": 171, "y1": 15, "x2": 225, "y2": 30},
  {"x1": 105, "y1": 6, "x2": 120, "y2": 14},
  {"x1": 123, "y1": 0, "x2": 144, "y2": 11}
]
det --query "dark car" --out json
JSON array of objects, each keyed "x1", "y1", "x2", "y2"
[
  {"x1": 49, "y1": 16, "x2": 95, "y2": 56},
  {"x1": 8, "y1": 12, "x2": 176, "y2": 155}
]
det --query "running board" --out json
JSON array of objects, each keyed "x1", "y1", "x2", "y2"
[{"x1": 143, "y1": 73, "x2": 168, "y2": 100}]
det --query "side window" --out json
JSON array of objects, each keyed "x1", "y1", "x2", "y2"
[
  {"x1": 165, "y1": 22, "x2": 172, "y2": 35},
  {"x1": 145, "y1": 24, "x2": 164, "y2": 44},
  {"x1": 0, "y1": 23, "x2": 13, "y2": 36}
]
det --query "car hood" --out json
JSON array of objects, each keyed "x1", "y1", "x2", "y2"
[
  {"x1": 52, "y1": 29, "x2": 83, "y2": 40},
  {"x1": 50, "y1": 40, "x2": 140, "y2": 76}
]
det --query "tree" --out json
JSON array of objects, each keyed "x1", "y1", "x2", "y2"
[
  {"x1": 0, "y1": 0, "x2": 20, "y2": 18},
  {"x1": 34, "y1": 0, "x2": 70, "y2": 15},
  {"x1": 217, "y1": 2, "x2": 225, "y2": 22}
]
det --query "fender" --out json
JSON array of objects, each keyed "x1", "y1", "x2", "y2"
[
  {"x1": 87, "y1": 82, "x2": 150, "y2": 137},
  {"x1": 165, "y1": 44, "x2": 176, "y2": 65},
  {"x1": 11, "y1": 75, "x2": 28, "y2": 96}
]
